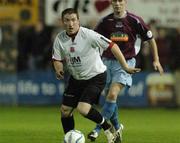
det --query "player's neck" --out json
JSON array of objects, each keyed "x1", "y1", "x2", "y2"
[
  {"x1": 67, "y1": 32, "x2": 78, "y2": 37},
  {"x1": 67, "y1": 30, "x2": 79, "y2": 42},
  {"x1": 114, "y1": 10, "x2": 127, "y2": 19}
]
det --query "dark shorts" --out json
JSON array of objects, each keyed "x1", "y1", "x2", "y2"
[{"x1": 62, "y1": 72, "x2": 107, "y2": 108}]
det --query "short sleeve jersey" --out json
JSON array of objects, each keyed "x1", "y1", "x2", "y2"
[
  {"x1": 52, "y1": 26, "x2": 112, "y2": 80},
  {"x1": 95, "y1": 11, "x2": 153, "y2": 59}
]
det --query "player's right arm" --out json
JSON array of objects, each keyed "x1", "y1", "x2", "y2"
[
  {"x1": 52, "y1": 34, "x2": 65, "y2": 80},
  {"x1": 53, "y1": 60, "x2": 64, "y2": 80}
]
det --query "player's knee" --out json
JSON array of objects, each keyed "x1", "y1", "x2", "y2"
[
  {"x1": 60, "y1": 105, "x2": 72, "y2": 117},
  {"x1": 77, "y1": 105, "x2": 87, "y2": 116},
  {"x1": 77, "y1": 102, "x2": 91, "y2": 116},
  {"x1": 107, "y1": 91, "x2": 118, "y2": 100}
]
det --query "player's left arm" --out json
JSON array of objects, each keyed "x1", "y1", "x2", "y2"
[
  {"x1": 110, "y1": 43, "x2": 141, "y2": 74},
  {"x1": 147, "y1": 38, "x2": 164, "y2": 75},
  {"x1": 89, "y1": 29, "x2": 140, "y2": 74},
  {"x1": 135, "y1": 16, "x2": 164, "y2": 75}
]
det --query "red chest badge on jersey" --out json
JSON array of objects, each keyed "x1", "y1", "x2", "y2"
[{"x1": 70, "y1": 47, "x2": 75, "y2": 52}]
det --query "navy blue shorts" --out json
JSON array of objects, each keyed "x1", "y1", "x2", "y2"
[{"x1": 62, "y1": 72, "x2": 107, "y2": 108}]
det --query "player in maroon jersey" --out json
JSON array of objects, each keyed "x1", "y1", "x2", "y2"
[{"x1": 88, "y1": 0, "x2": 164, "y2": 142}]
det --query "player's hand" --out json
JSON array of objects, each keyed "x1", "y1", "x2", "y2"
[
  {"x1": 153, "y1": 60, "x2": 164, "y2": 75},
  {"x1": 125, "y1": 67, "x2": 141, "y2": 74},
  {"x1": 56, "y1": 71, "x2": 64, "y2": 80}
]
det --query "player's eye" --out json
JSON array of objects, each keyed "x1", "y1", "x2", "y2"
[{"x1": 71, "y1": 18, "x2": 76, "y2": 22}]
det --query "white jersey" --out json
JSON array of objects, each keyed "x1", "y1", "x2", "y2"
[{"x1": 52, "y1": 27, "x2": 112, "y2": 80}]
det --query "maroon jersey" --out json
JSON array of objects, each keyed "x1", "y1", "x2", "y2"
[{"x1": 95, "y1": 11, "x2": 153, "y2": 59}]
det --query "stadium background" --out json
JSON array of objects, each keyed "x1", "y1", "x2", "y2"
[
  {"x1": 0, "y1": 0, "x2": 180, "y2": 107},
  {"x1": 0, "y1": 1, "x2": 180, "y2": 143}
]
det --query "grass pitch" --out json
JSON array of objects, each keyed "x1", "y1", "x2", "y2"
[{"x1": 0, "y1": 106, "x2": 180, "y2": 143}]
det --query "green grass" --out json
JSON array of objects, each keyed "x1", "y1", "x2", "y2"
[{"x1": 0, "y1": 106, "x2": 180, "y2": 143}]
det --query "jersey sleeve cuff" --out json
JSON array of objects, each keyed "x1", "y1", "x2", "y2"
[
  {"x1": 108, "y1": 42, "x2": 115, "y2": 49},
  {"x1": 52, "y1": 58, "x2": 63, "y2": 62}
]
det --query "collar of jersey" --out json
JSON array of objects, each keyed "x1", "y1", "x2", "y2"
[{"x1": 66, "y1": 28, "x2": 79, "y2": 38}]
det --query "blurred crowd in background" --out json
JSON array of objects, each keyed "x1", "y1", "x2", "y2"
[
  {"x1": 1, "y1": 19, "x2": 179, "y2": 73},
  {"x1": 0, "y1": 0, "x2": 180, "y2": 74}
]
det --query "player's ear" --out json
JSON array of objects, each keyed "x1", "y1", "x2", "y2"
[{"x1": 78, "y1": 20, "x2": 80, "y2": 26}]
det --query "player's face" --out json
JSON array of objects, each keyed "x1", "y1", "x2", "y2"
[
  {"x1": 111, "y1": 0, "x2": 127, "y2": 16},
  {"x1": 62, "y1": 13, "x2": 80, "y2": 35}
]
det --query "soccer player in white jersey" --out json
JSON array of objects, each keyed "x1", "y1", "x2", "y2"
[{"x1": 52, "y1": 8, "x2": 140, "y2": 143}]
